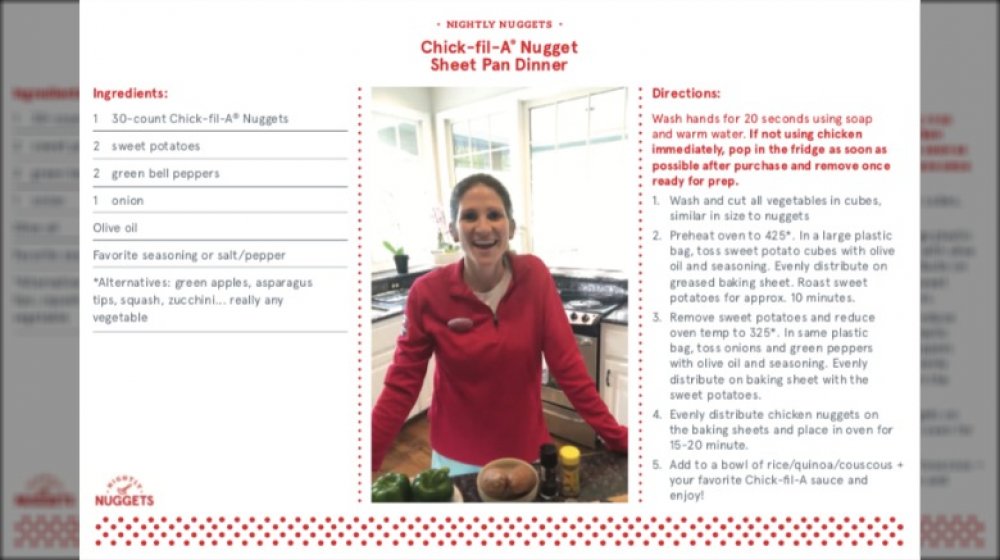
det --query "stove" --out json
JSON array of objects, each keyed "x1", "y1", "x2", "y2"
[{"x1": 558, "y1": 290, "x2": 626, "y2": 334}]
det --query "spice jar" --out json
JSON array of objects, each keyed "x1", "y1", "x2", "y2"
[
  {"x1": 559, "y1": 445, "x2": 581, "y2": 498},
  {"x1": 539, "y1": 443, "x2": 558, "y2": 500}
]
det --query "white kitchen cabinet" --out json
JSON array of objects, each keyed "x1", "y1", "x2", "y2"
[
  {"x1": 372, "y1": 315, "x2": 434, "y2": 420},
  {"x1": 600, "y1": 323, "x2": 628, "y2": 426},
  {"x1": 371, "y1": 315, "x2": 401, "y2": 403},
  {"x1": 606, "y1": 357, "x2": 628, "y2": 425}
]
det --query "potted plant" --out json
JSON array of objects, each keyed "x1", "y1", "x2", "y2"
[
  {"x1": 383, "y1": 241, "x2": 409, "y2": 274},
  {"x1": 432, "y1": 232, "x2": 461, "y2": 266},
  {"x1": 430, "y1": 206, "x2": 462, "y2": 266}
]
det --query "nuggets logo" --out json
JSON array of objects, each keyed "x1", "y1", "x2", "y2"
[
  {"x1": 15, "y1": 473, "x2": 75, "y2": 508},
  {"x1": 95, "y1": 475, "x2": 154, "y2": 507}
]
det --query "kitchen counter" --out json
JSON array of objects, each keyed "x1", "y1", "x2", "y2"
[
  {"x1": 451, "y1": 449, "x2": 627, "y2": 503},
  {"x1": 604, "y1": 302, "x2": 628, "y2": 325},
  {"x1": 371, "y1": 288, "x2": 410, "y2": 322},
  {"x1": 371, "y1": 267, "x2": 433, "y2": 322},
  {"x1": 372, "y1": 303, "x2": 405, "y2": 322}
]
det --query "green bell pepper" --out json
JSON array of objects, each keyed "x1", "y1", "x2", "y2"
[
  {"x1": 371, "y1": 472, "x2": 412, "y2": 503},
  {"x1": 412, "y1": 467, "x2": 454, "y2": 502}
]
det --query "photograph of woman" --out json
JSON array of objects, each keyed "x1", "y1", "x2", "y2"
[{"x1": 371, "y1": 173, "x2": 628, "y2": 476}]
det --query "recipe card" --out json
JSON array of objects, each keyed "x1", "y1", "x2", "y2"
[{"x1": 79, "y1": 1, "x2": 920, "y2": 559}]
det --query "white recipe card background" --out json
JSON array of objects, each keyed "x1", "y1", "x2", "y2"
[{"x1": 80, "y1": 1, "x2": 920, "y2": 559}]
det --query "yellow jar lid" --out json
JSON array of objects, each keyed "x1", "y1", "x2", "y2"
[{"x1": 559, "y1": 445, "x2": 580, "y2": 466}]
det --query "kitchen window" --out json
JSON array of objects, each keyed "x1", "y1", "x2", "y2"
[
  {"x1": 371, "y1": 112, "x2": 438, "y2": 271},
  {"x1": 443, "y1": 111, "x2": 524, "y2": 251},
  {"x1": 527, "y1": 88, "x2": 629, "y2": 271},
  {"x1": 450, "y1": 113, "x2": 512, "y2": 177}
]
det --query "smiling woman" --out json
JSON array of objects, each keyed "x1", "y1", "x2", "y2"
[
  {"x1": 448, "y1": 174, "x2": 515, "y2": 293},
  {"x1": 371, "y1": 173, "x2": 628, "y2": 478}
]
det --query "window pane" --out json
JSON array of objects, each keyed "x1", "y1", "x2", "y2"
[
  {"x1": 491, "y1": 148, "x2": 510, "y2": 171},
  {"x1": 468, "y1": 116, "x2": 491, "y2": 152},
  {"x1": 377, "y1": 125, "x2": 397, "y2": 147},
  {"x1": 528, "y1": 90, "x2": 628, "y2": 270},
  {"x1": 530, "y1": 104, "x2": 556, "y2": 149},
  {"x1": 451, "y1": 120, "x2": 470, "y2": 155},
  {"x1": 398, "y1": 122, "x2": 419, "y2": 155},
  {"x1": 489, "y1": 112, "x2": 512, "y2": 152},
  {"x1": 469, "y1": 151, "x2": 489, "y2": 169},
  {"x1": 556, "y1": 96, "x2": 589, "y2": 146},
  {"x1": 449, "y1": 112, "x2": 514, "y2": 173},
  {"x1": 589, "y1": 89, "x2": 627, "y2": 140}
]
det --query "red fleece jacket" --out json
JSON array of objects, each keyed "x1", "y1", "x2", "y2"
[{"x1": 371, "y1": 253, "x2": 628, "y2": 470}]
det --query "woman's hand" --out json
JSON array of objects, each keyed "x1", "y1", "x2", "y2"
[{"x1": 599, "y1": 424, "x2": 629, "y2": 454}]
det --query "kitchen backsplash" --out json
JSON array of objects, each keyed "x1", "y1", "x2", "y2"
[{"x1": 372, "y1": 264, "x2": 627, "y2": 297}]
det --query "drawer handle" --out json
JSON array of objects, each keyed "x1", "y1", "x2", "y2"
[{"x1": 606, "y1": 369, "x2": 612, "y2": 387}]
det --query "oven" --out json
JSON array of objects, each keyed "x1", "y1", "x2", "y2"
[
  {"x1": 541, "y1": 333, "x2": 599, "y2": 446},
  {"x1": 541, "y1": 289, "x2": 624, "y2": 447}
]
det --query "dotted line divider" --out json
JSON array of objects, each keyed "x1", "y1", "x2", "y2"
[
  {"x1": 356, "y1": 86, "x2": 365, "y2": 502},
  {"x1": 90, "y1": 515, "x2": 905, "y2": 548},
  {"x1": 636, "y1": 86, "x2": 644, "y2": 503}
]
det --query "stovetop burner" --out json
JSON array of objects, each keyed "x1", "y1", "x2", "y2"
[{"x1": 565, "y1": 298, "x2": 603, "y2": 310}]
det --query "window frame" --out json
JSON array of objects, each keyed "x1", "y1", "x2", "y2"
[
  {"x1": 520, "y1": 87, "x2": 628, "y2": 268},
  {"x1": 369, "y1": 105, "x2": 438, "y2": 273}
]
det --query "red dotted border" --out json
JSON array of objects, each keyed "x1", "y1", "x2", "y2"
[
  {"x1": 356, "y1": 86, "x2": 365, "y2": 502},
  {"x1": 13, "y1": 514, "x2": 78, "y2": 549},
  {"x1": 636, "y1": 86, "x2": 644, "y2": 503},
  {"x1": 91, "y1": 515, "x2": 904, "y2": 548},
  {"x1": 922, "y1": 514, "x2": 986, "y2": 549}
]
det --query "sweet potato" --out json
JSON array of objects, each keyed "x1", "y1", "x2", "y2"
[
  {"x1": 480, "y1": 463, "x2": 536, "y2": 500},
  {"x1": 507, "y1": 463, "x2": 536, "y2": 497},
  {"x1": 480, "y1": 467, "x2": 511, "y2": 499}
]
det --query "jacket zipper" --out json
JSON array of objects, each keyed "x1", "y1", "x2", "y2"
[
  {"x1": 460, "y1": 257, "x2": 517, "y2": 329},
  {"x1": 492, "y1": 265, "x2": 519, "y2": 328}
]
